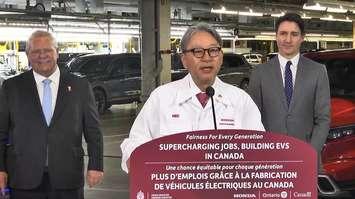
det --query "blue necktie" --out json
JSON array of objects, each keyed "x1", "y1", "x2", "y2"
[
  {"x1": 284, "y1": 61, "x2": 293, "y2": 107},
  {"x1": 42, "y1": 79, "x2": 52, "y2": 126}
]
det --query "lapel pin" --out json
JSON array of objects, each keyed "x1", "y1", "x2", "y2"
[{"x1": 67, "y1": 86, "x2": 71, "y2": 92}]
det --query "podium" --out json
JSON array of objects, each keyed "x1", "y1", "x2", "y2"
[{"x1": 130, "y1": 130, "x2": 317, "y2": 199}]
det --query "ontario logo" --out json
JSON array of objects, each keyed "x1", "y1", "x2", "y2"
[
  {"x1": 281, "y1": 191, "x2": 288, "y2": 198},
  {"x1": 137, "y1": 190, "x2": 144, "y2": 199}
]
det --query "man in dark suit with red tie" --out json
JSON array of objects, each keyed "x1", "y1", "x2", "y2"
[{"x1": 0, "y1": 30, "x2": 103, "y2": 199}]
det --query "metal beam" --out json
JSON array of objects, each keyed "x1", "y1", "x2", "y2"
[
  {"x1": 139, "y1": 0, "x2": 171, "y2": 103},
  {"x1": 140, "y1": 0, "x2": 159, "y2": 103}
]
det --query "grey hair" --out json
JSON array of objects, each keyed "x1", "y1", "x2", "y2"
[
  {"x1": 26, "y1": 30, "x2": 58, "y2": 54},
  {"x1": 180, "y1": 23, "x2": 222, "y2": 52}
]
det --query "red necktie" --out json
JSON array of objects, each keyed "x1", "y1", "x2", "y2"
[{"x1": 196, "y1": 92, "x2": 209, "y2": 108}]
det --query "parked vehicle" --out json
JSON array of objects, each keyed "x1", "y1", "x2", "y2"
[
  {"x1": 0, "y1": 62, "x2": 17, "y2": 86},
  {"x1": 58, "y1": 52, "x2": 91, "y2": 69},
  {"x1": 263, "y1": 52, "x2": 278, "y2": 63},
  {"x1": 172, "y1": 53, "x2": 252, "y2": 90},
  {"x1": 0, "y1": 61, "x2": 5, "y2": 86},
  {"x1": 67, "y1": 53, "x2": 141, "y2": 114},
  {"x1": 242, "y1": 53, "x2": 263, "y2": 65},
  {"x1": 0, "y1": 72, "x2": 19, "y2": 87},
  {"x1": 68, "y1": 53, "x2": 253, "y2": 113},
  {"x1": 0, "y1": 76, "x2": 4, "y2": 86},
  {"x1": 170, "y1": 53, "x2": 188, "y2": 81},
  {"x1": 303, "y1": 49, "x2": 355, "y2": 198},
  {"x1": 219, "y1": 53, "x2": 252, "y2": 90}
]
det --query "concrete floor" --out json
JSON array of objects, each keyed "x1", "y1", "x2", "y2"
[{"x1": 84, "y1": 104, "x2": 137, "y2": 199}]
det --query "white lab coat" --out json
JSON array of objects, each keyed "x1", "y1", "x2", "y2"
[{"x1": 120, "y1": 74, "x2": 265, "y2": 172}]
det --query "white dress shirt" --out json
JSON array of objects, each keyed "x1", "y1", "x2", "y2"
[
  {"x1": 278, "y1": 53, "x2": 299, "y2": 87},
  {"x1": 33, "y1": 66, "x2": 60, "y2": 113},
  {"x1": 120, "y1": 74, "x2": 265, "y2": 172}
]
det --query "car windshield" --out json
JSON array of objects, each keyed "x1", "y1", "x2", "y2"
[
  {"x1": 223, "y1": 55, "x2": 246, "y2": 67},
  {"x1": 69, "y1": 56, "x2": 108, "y2": 73},
  {"x1": 68, "y1": 57, "x2": 84, "y2": 72},
  {"x1": 326, "y1": 59, "x2": 355, "y2": 97}
]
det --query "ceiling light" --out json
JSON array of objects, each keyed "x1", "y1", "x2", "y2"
[
  {"x1": 320, "y1": 14, "x2": 335, "y2": 21},
  {"x1": 322, "y1": 34, "x2": 339, "y2": 37},
  {"x1": 221, "y1": 37, "x2": 234, "y2": 40},
  {"x1": 0, "y1": 27, "x2": 45, "y2": 40},
  {"x1": 222, "y1": 10, "x2": 239, "y2": 15},
  {"x1": 239, "y1": 9, "x2": 263, "y2": 17},
  {"x1": 254, "y1": 35, "x2": 275, "y2": 40},
  {"x1": 211, "y1": 8, "x2": 223, "y2": 14},
  {"x1": 303, "y1": 3, "x2": 327, "y2": 11},
  {"x1": 260, "y1": 32, "x2": 275, "y2": 35},
  {"x1": 271, "y1": 12, "x2": 285, "y2": 17},
  {"x1": 327, "y1": 5, "x2": 347, "y2": 13},
  {"x1": 211, "y1": 7, "x2": 263, "y2": 16},
  {"x1": 301, "y1": 13, "x2": 312, "y2": 19},
  {"x1": 306, "y1": 33, "x2": 322, "y2": 37},
  {"x1": 51, "y1": 15, "x2": 79, "y2": 19},
  {"x1": 210, "y1": 8, "x2": 238, "y2": 15},
  {"x1": 336, "y1": 17, "x2": 352, "y2": 22},
  {"x1": 0, "y1": 11, "x2": 25, "y2": 15},
  {"x1": 171, "y1": 30, "x2": 185, "y2": 37},
  {"x1": 320, "y1": 15, "x2": 352, "y2": 22}
]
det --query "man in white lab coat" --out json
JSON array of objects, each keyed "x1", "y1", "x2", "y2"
[{"x1": 121, "y1": 23, "x2": 264, "y2": 173}]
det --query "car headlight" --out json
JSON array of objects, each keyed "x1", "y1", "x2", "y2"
[{"x1": 328, "y1": 125, "x2": 355, "y2": 140}]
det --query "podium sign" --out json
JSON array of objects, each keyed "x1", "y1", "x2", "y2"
[{"x1": 130, "y1": 130, "x2": 317, "y2": 199}]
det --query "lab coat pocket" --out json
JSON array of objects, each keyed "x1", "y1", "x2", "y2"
[
  {"x1": 216, "y1": 104, "x2": 239, "y2": 129},
  {"x1": 162, "y1": 110, "x2": 191, "y2": 136}
]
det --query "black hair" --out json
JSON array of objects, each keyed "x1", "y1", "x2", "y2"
[{"x1": 276, "y1": 13, "x2": 305, "y2": 35}]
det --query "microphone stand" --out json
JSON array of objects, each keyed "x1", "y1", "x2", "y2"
[{"x1": 206, "y1": 86, "x2": 217, "y2": 130}]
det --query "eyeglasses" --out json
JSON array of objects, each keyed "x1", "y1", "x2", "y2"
[
  {"x1": 29, "y1": 48, "x2": 55, "y2": 56},
  {"x1": 183, "y1": 47, "x2": 221, "y2": 58}
]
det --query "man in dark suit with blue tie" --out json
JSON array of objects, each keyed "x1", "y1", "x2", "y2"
[
  {"x1": 248, "y1": 13, "x2": 330, "y2": 170},
  {"x1": 0, "y1": 31, "x2": 103, "y2": 199}
]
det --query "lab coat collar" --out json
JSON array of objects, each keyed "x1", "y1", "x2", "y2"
[
  {"x1": 176, "y1": 74, "x2": 232, "y2": 108},
  {"x1": 213, "y1": 78, "x2": 232, "y2": 108}
]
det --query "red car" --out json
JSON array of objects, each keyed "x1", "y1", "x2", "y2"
[{"x1": 303, "y1": 49, "x2": 355, "y2": 198}]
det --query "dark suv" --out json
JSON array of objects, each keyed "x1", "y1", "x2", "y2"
[
  {"x1": 68, "y1": 53, "x2": 252, "y2": 113},
  {"x1": 172, "y1": 53, "x2": 252, "y2": 89},
  {"x1": 68, "y1": 53, "x2": 141, "y2": 113},
  {"x1": 219, "y1": 53, "x2": 252, "y2": 90},
  {"x1": 57, "y1": 52, "x2": 90, "y2": 68},
  {"x1": 303, "y1": 49, "x2": 355, "y2": 198}
]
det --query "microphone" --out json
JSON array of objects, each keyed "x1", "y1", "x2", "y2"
[{"x1": 206, "y1": 86, "x2": 217, "y2": 130}]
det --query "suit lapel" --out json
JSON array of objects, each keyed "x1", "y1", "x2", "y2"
[
  {"x1": 269, "y1": 57, "x2": 288, "y2": 111},
  {"x1": 24, "y1": 70, "x2": 47, "y2": 125},
  {"x1": 51, "y1": 70, "x2": 69, "y2": 126},
  {"x1": 289, "y1": 56, "x2": 306, "y2": 110}
]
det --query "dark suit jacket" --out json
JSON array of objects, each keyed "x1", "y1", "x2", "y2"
[
  {"x1": 248, "y1": 56, "x2": 330, "y2": 153},
  {"x1": 0, "y1": 69, "x2": 103, "y2": 189}
]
